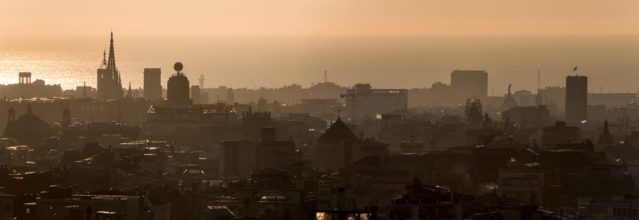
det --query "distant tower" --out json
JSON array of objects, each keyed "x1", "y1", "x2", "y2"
[
  {"x1": 565, "y1": 75, "x2": 588, "y2": 125},
  {"x1": 7, "y1": 107, "x2": 15, "y2": 121},
  {"x1": 166, "y1": 62, "x2": 191, "y2": 106},
  {"x1": 535, "y1": 70, "x2": 543, "y2": 106},
  {"x1": 18, "y1": 72, "x2": 31, "y2": 85},
  {"x1": 226, "y1": 88, "x2": 235, "y2": 104},
  {"x1": 599, "y1": 120, "x2": 613, "y2": 146},
  {"x1": 143, "y1": 68, "x2": 162, "y2": 100},
  {"x1": 96, "y1": 32, "x2": 124, "y2": 100},
  {"x1": 465, "y1": 99, "x2": 483, "y2": 128},
  {"x1": 501, "y1": 84, "x2": 518, "y2": 111},
  {"x1": 198, "y1": 74, "x2": 205, "y2": 89},
  {"x1": 127, "y1": 82, "x2": 132, "y2": 98},
  {"x1": 61, "y1": 107, "x2": 71, "y2": 128},
  {"x1": 82, "y1": 81, "x2": 87, "y2": 98},
  {"x1": 324, "y1": 70, "x2": 328, "y2": 83}
]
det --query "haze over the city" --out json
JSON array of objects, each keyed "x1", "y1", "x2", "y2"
[
  {"x1": 2, "y1": 0, "x2": 638, "y2": 36},
  {"x1": 3, "y1": 1, "x2": 639, "y2": 219},
  {"x1": 0, "y1": 0, "x2": 638, "y2": 93}
]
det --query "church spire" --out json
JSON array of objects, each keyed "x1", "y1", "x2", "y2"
[
  {"x1": 107, "y1": 31, "x2": 117, "y2": 72},
  {"x1": 102, "y1": 50, "x2": 107, "y2": 67},
  {"x1": 599, "y1": 120, "x2": 613, "y2": 146},
  {"x1": 128, "y1": 82, "x2": 132, "y2": 98}
]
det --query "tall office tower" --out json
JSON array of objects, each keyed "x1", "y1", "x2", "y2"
[
  {"x1": 565, "y1": 75, "x2": 588, "y2": 126},
  {"x1": 191, "y1": 85, "x2": 201, "y2": 104},
  {"x1": 96, "y1": 32, "x2": 123, "y2": 100},
  {"x1": 451, "y1": 70, "x2": 488, "y2": 100},
  {"x1": 167, "y1": 62, "x2": 192, "y2": 106},
  {"x1": 143, "y1": 68, "x2": 162, "y2": 100}
]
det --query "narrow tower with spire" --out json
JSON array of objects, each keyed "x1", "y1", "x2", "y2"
[
  {"x1": 96, "y1": 32, "x2": 124, "y2": 100},
  {"x1": 599, "y1": 120, "x2": 613, "y2": 146}
]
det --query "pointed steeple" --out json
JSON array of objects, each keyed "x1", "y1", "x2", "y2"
[
  {"x1": 102, "y1": 50, "x2": 107, "y2": 68},
  {"x1": 599, "y1": 120, "x2": 613, "y2": 146},
  {"x1": 107, "y1": 32, "x2": 116, "y2": 72},
  {"x1": 318, "y1": 115, "x2": 359, "y2": 143},
  {"x1": 127, "y1": 82, "x2": 132, "y2": 98}
]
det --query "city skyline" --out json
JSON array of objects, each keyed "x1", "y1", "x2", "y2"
[
  {"x1": 1, "y1": 34, "x2": 639, "y2": 94},
  {"x1": 1, "y1": 2, "x2": 639, "y2": 219}
]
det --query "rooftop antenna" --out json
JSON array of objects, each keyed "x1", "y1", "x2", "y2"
[
  {"x1": 535, "y1": 70, "x2": 543, "y2": 106},
  {"x1": 102, "y1": 50, "x2": 107, "y2": 67},
  {"x1": 198, "y1": 74, "x2": 205, "y2": 88},
  {"x1": 324, "y1": 70, "x2": 327, "y2": 83},
  {"x1": 537, "y1": 69, "x2": 541, "y2": 92},
  {"x1": 128, "y1": 81, "x2": 132, "y2": 98}
]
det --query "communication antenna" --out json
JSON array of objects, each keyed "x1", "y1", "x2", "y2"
[
  {"x1": 324, "y1": 70, "x2": 327, "y2": 83},
  {"x1": 537, "y1": 70, "x2": 541, "y2": 92}
]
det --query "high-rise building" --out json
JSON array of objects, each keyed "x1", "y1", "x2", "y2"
[
  {"x1": 166, "y1": 62, "x2": 191, "y2": 106},
  {"x1": 451, "y1": 70, "x2": 488, "y2": 100},
  {"x1": 143, "y1": 68, "x2": 162, "y2": 100},
  {"x1": 565, "y1": 75, "x2": 587, "y2": 125},
  {"x1": 96, "y1": 32, "x2": 123, "y2": 100}
]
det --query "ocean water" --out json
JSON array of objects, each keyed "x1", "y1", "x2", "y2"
[{"x1": 0, "y1": 35, "x2": 638, "y2": 95}]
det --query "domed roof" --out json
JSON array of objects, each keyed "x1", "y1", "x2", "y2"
[
  {"x1": 169, "y1": 72, "x2": 189, "y2": 82},
  {"x1": 4, "y1": 104, "x2": 52, "y2": 143}
]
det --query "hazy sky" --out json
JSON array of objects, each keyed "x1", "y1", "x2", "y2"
[{"x1": 1, "y1": 0, "x2": 638, "y2": 36}]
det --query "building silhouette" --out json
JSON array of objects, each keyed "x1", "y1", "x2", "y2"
[
  {"x1": 166, "y1": 62, "x2": 191, "y2": 106},
  {"x1": 465, "y1": 99, "x2": 483, "y2": 128},
  {"x1": 3, "y1": 104, "x2": 52, "y2": 144},
  {"x1": 565, "y1": 75, "x2": 588, "y2": 125},
  {"x1": 0, "y1": 73, "x2": 62, "y2": 99},
  {"x1": 599, "y1": 120, "x2": 613, "y2": 146},
  {"x1": 143, "y1": 68, "x2": 162, "y2": 100},
  {"x1": 316, "y1": 116, "x2": 359, "y2": 171},
  {"x1": 18, "y1": 72, "x2": 31, "y2": 84},
  {"x1": 451, "y1": 70, "x2": 488, "y2": 100},
  {"x1": 190, "y1": 85, "x2": 201, "y2": 104},
  {"x1": 226, "y1": 88, "x2": 235, "y2": 104},
  {"x1": 96, "y1": 32, "x2": 123, "y2": 100},
  {"x1": 501, "y1": 84, "x2": 518, "y2": 111},
  {"x1": 343, "y1": 83, "x2": 407, "y2": 122}
]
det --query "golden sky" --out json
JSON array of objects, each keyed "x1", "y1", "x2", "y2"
[{"x1": 1, "y1": 0, "x2": 638, "y2": 36}]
